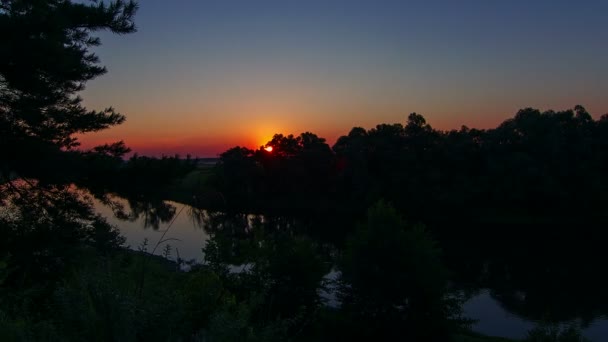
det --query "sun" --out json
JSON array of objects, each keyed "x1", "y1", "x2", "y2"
[{"x1": 264, "y1": 146, "x2": 273, "y2": 152}]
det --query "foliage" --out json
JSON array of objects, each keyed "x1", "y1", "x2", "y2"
[
  {"x1": 210, "y1": 133, "x2": 336, "y2": 214},
  {"x1": 194, "y1": 105, "x2": 608, "y2": 341},
  {"x1": 209, "y1": 106, "x2": 608, "y2": 235},
  {"x1": 0, "y1": 0, "x2": 141, "y2": 290},
  {"x1": 0, "y1": 0, "x2": 137, "y2": 184},
  {"x1": 202, "y1": 213, "x2": 331, "y2": 339},
  {"x1": 0, "y1": 184, "x2": 124, "y2": 290},
  {"x1": 337, "y1": 200, "x2": 464, "y2": 340}
]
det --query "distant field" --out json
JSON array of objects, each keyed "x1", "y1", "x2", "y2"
[
  {"x1": 181, "y1": 168, "x2": 213, "y2": 188},
  {"x1": 167, "y1": 166, "x2": 215, "y2": 205},
  {"x1": 195, "y1": 158, "x2": 219, "y2": 168}
]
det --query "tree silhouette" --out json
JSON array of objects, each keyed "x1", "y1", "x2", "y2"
[
  {"x1": 337, "y1": 201, "x2": 462, "y2": 341},
  {"x1": 1, "y1": 0, "x2": 137, "y2": 183},
  {"x1": 0, "y1": 0, "x2": 139, "y2": 309}
]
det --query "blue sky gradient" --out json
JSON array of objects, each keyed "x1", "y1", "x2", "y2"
[{"x1": 81, "y1": 0, "x2": 608, "y2": 156}]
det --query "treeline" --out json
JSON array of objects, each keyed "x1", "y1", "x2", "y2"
[
  {"x1": 209, "y1": 105, "x2": 608, "y2": 231},
  {"x1": 82, "y1": 153, "x2": 196, "y2": 195}
]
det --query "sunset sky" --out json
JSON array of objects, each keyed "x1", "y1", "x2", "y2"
[{"x1": 80, "y1": 0, "x2": 608, "y2": 157}]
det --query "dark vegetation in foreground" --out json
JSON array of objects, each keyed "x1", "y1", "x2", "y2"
[{"x1": 0, "y1": 1, "x2": 604, "y2": 341}]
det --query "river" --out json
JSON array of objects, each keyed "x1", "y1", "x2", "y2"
[{"x1": 95, "y1": 198, "x2": 608, "y2": 341}]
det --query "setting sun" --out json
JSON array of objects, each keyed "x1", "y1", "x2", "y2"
[{"x1": 264, "y1": 146, "x2": 273, "y2": 152}]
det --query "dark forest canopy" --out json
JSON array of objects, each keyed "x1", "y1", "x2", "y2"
[{"x1": 210, "y1": 106, "x2": 608, "y2": 229}]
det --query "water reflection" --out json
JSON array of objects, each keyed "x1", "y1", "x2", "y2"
[
  {"x1": 445, "y1": 229, "x2": 608, "y2": 341},
  {"x1": 463, "y1": 290, "x2": 608, "y2": 341},
  {"x1": 96, "y1": 193, "x2": 177, "y2": 230},
  {"x1": 94, "y1": 197, "x2": 608, "y2": 342},
  {"x1": 94, "y1": 197, "x2": 209, "y2": 262}
]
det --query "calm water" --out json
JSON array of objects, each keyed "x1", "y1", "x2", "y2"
[
  {"x1": 95, "y1": 198, "x2": 608, "y2": 341},
  {"x1": 95, "y1": 198, "x2": 210, "y2": 263},
  {"x1": 464, "y1": 291, "x2": 608, "y2": 341}
]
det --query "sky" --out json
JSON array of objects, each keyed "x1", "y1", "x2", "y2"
[{"x1": 79, "y1": 0, "x2": 608, "y2": 157}]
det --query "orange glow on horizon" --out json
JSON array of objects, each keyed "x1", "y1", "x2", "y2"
[{"x1": 78, "y1": 104, "x2": 516, "y2": 157}]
